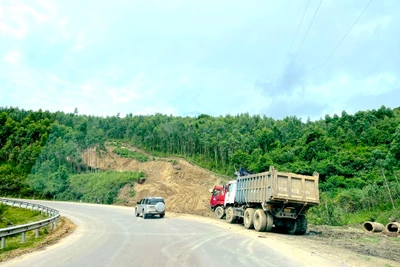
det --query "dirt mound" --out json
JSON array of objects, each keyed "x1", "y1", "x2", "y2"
[{"x1": 82, "y1": 146, "x2": 224, "y2": 217}]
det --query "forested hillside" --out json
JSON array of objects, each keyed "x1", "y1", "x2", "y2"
[{"x1": 0, "y1": 106, "x2": 399, "y2": 224}]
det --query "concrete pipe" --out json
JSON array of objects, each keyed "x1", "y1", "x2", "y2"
[
  {"x1": 385, "y1": 222, "x2": 400, "y2": 233},
  {"x1": 362, "y1": 221, "x2": 384, "y2": 232}
]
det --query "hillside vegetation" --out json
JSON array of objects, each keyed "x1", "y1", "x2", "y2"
[{"x1": 0, "y1": 106, "x2": 399, "y2": 225}]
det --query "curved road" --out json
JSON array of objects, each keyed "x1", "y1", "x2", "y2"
[{"x1": 2, "y1": 201, "x2": 339, "y2": 267}]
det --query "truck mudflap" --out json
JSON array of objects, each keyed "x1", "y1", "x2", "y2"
[{"x1": 263, "y1": 201, "x2": 309, "y2": 219}]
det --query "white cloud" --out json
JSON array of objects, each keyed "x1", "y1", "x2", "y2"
[
  {"x1": 36, "y1": 0, "x2": 58, "y2": 14},
  {"x1": 366, "y1": 73, "x2": 396, "y2": 88},
  {"x1": 59, "y1": 17, "x2": 68, "y2": 27},
  {"x1": 351, "y1": 15, "x2": 393, "y2": 37},
  {"x1": 135, "y1": 106, "x2": 177, "y2": 116},
  {"x1": 46, "y1": 73, "x2": 70, "y2": 86},
  {"x1": 0, "y1": 1, "x2": 63, "y2": 39},
  {"x1": 72, "y1": 31, "x2": 86, "y2": 51},
  {"x1": 4, "y1": 50, "x2": 22, "y2": 65},
  {"x1": 107, "y1": 88, "x2": 141, "y2": 104},
  {"x1": 81, "y1": 82, "x2": 94, "y2": 97}
]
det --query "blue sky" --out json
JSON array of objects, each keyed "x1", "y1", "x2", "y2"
[{"x1": 0, "y1": 0, "x2": 399, "y2": 120}]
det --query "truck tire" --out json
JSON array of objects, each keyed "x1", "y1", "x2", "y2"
[
  {"x1": 215, "y1": 206, "x2": 225, "y2": 219},
  {"x1": 244, "y1": 208, "x2": 255, "y2": 229},
  {"x1": 225, "y1": 207, "x2": 237, "y2": 224},
  {"x1": 265, "y1": 212, "x2": 274, "y2": 232},
  {"x1": 254, "y1": 210, "x2": 273, "y2": 232},
  {"x1": 253, "y1": 209, "x2": 267, "y2": 232},
  {"x1": 288, "y1": 215, "x2": 308, "y2": 235}
]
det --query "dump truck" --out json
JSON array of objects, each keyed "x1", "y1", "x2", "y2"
[{"x1": 212, "y1": 166, "x2": 319, "y2": 235}]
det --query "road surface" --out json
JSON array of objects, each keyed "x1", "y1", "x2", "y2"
[{"x1": 2, "y1": 200, "x2": 340, "y2": 267}]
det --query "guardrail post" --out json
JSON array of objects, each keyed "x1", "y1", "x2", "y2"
[{"x1": 1, "y1": 199, "x2": 61, "y2": 245}]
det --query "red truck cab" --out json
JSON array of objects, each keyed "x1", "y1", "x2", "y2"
[
  {"x1": 209, "y1": 185, "x2": 226, "y2": 219},
  {"x1": 210, "y1": 185, "x2": 225, "y2": 209}
]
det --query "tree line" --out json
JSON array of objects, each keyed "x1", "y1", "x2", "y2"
[{"x1": 0, "y1": 105, "x2": 399, "y2": 223}]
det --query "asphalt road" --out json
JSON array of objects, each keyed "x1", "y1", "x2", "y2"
[{"x1": 2, "y1": 201, "x2": 338, "y2": 267}]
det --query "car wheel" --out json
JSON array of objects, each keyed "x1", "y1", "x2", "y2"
[
  {"x1": 160, "y1": 213, "x2": 165, "y2": 218},
  {"x1": 143, "y1": 210, "x2": 146, "y2": 219}
]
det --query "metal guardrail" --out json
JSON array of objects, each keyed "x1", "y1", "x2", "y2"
[{"x1": 0, "y1": 198, "x2": 61, "y2": 249}]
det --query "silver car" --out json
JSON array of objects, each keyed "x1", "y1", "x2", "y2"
[{"x1": 136, "y1": 196, "x2": 166, "y2": 219}]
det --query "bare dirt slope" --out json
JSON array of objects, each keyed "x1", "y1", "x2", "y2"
[{"x1": 83, "y1": 146, "x2": 224, "y2": 217}]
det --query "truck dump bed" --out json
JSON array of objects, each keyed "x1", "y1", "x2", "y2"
[{"x1": 235, "y1": 166, "x2": 319, "y2": 205}]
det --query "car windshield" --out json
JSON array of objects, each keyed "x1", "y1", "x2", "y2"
[{"x1": 149, "y1": 199, "x2": 164, "y2": 205}]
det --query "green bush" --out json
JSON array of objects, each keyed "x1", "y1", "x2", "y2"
[
  {"x1": 309, "y1": 182, "x2": 400, "y2": 226},
  {"x1": 57, "y1": 170, "x2": 144, "y2": 204},
  {"x1": 112, "y1": 148, "x2": 149, "y2": 162}
]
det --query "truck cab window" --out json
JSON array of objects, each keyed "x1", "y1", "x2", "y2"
[{"x1": 213, "y1": 190, "x2": 220, "y2": 196}]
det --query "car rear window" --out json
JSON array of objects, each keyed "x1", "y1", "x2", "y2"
[{"x1": 149, "y1": 198, "x2": 164, "y2": 205}]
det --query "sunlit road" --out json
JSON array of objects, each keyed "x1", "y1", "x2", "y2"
[{"x1": 2, "y1": 200, "x2": 337, "y2": 267}]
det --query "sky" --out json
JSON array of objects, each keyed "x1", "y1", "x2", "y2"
[{"x1": 0, "y1": 0, "x2": 399, "y2": 120}]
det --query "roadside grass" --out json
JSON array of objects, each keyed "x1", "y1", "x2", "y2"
[
  {"x1": 308, "y1": 195, "x2": 400, "y2": 226},
  {"x1": 0, "y1": 217, "x2": 75, "y2": 262},
  {"x1": 389, "y1": 237, "x2": 400, "y2": 242},
  {"x1": 0, "y1": 205, "x2": 48, "y2": 228},
  {"x1": 0, "y1": 228, "x2": 47, "y2": 254},
  {"x1": 342, "y1": 207, "x2": 400, "y2": 226},
  {"x1": 0, "y1": 204, "x2": 52, "y2": 260},
  {"x1": 359, "y1": 236, "x2": 381, "y2": 243}
]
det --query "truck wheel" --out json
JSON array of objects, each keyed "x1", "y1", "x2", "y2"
[
  {"x1": 225, "y1": 207, "x2": 237, "y2": 224},
  {"x1": 215, "y1": 206, "x2": 225, "y2": 219},
  {"x1": 253, "y1": 209, "x2": 267, "y2": 232},
  {"x1": 288, "y1": 215, "x2": 308, "y2": 235},
  {"x1": 244, "y1": 208, "x2": 255, "y2": 229},
  {"x1": 265, "y1": 212, "x2": 274, "y2": 232}
]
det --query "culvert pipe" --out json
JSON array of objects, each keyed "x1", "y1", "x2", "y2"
[
  {"x1": 362, "y1": 221, "x2": 384, "y2": 232},
  {"x1": 385, "y1": 222, "x2": 400, "y2": 233}
]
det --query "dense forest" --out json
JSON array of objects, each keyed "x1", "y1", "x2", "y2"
[{"x1": 0, "y1": 105, "x2": 399, "y2": 224}]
